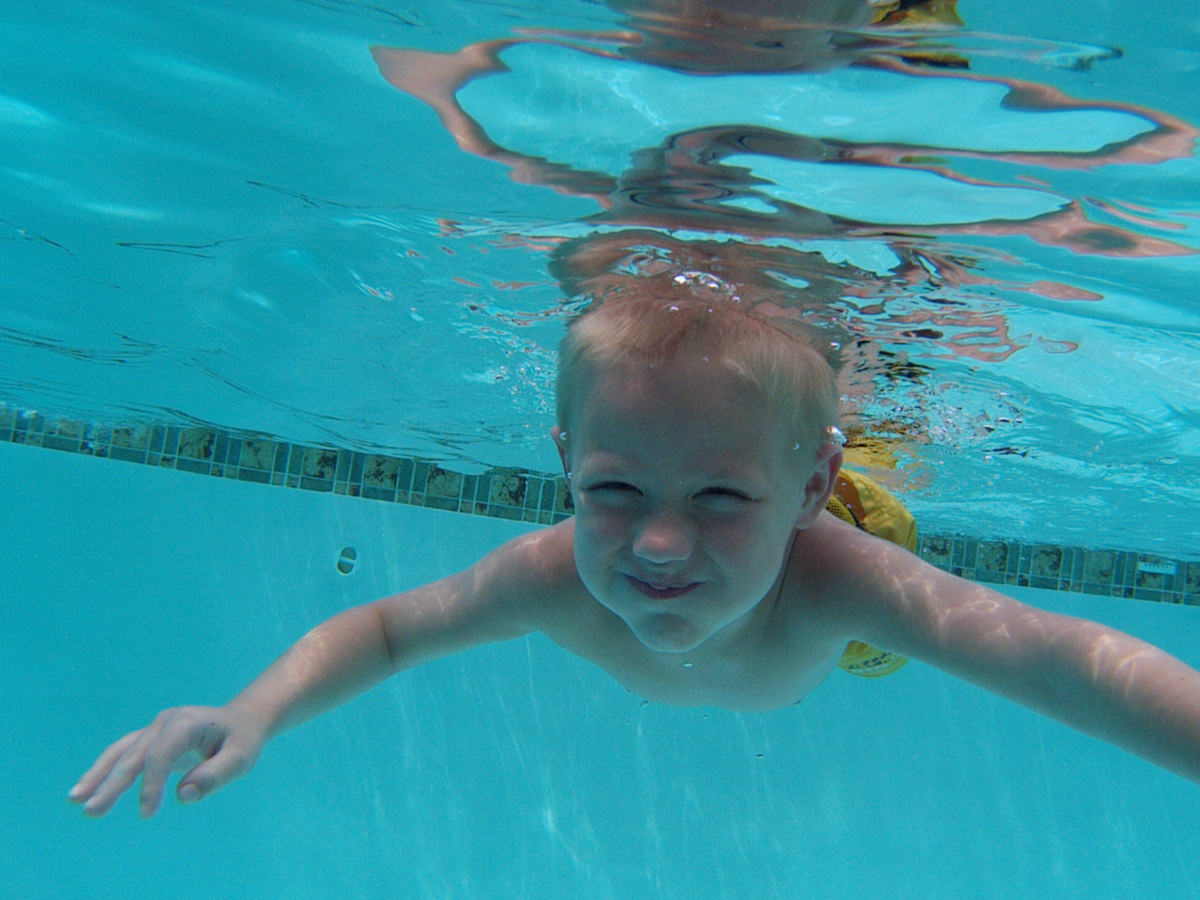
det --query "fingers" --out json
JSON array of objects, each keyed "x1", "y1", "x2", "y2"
[
  {"x1": 68, "y1": 729, "x2": 143, "y2": 806},
  {"x1": 138, "y1": 714, "x2": 236, "y2": 818},
  {"x1": 174, "y1": 736, "x2": 258, "y2": 807},
  {"x1": 70, "y1": 707, "x2": 254, "y2": 818},
  {"x1": 136, "y1": 718, "x2": 205, "y2": 818},
  {"x1": 69, "y1": 728, "x2": 154, "y2": 817}
]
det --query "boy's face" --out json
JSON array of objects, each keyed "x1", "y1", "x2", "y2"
[{"x1": 556, "y1": 356, "x2": 837, "y2": 655}]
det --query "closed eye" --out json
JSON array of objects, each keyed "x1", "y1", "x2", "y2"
[
  {"x1": 697, "y1": 487, "x2": 754, "y2": 501},
  {"x1": 695, "y1": 487, "x2": 757, "y2": 511},
  {"x1": 582, "y1": 482, "x2": 643, "y2": 505},
  {"x1": 587, "y1": 481, "x2": 641, "y2": 494}
]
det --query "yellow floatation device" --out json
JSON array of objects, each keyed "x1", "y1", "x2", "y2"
[
  {"x1": 827, "y1": 467, "x2": 915, "y2": 678},
  {"x1": 869, "y1": 0, "x2": 964, "y2": 29},
  {"x1": 869, "y1": 0, "x2": 968, "y2": 70}
]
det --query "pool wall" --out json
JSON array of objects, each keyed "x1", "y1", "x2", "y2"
[
  {"x1": 6, "y1": 437, "x2": 1200, "y2": 899},
  {"x1": 4, "y1": 405, "x2": 1196, "y2": 604}
]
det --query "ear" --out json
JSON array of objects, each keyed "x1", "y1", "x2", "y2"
[
  {"x1": 794, "y1": 442, "x2": 843, "y2": 530},
  {"x1": 550, "y1": 425, "x2": 570, "y2": 478}
]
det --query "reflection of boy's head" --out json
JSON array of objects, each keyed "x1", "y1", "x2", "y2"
[{"x1": 556, "y1": 295, "x2": 838, "y2": 457}]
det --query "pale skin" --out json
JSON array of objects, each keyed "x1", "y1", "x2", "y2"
[{"x1": 71, "y1": 357, "x2": 1200, "y2": 817}]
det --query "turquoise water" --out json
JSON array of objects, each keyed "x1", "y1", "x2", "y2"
[
  {"x1": 2, "y1": 0, "x2": 1198, "y2": 552},
  {"x1": 7, "y1": 439, "x2": 1200, "y2": 899},
  {"x1": 3, "y1": 1, "x2": 1200, "y2": 896}
]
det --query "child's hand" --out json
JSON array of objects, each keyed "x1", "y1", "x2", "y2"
[{"x1": 68, "y1": 705, "x2": 265, "y2": 818}]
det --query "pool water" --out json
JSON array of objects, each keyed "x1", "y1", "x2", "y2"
[
  {"x1": 3, "y1": 1, "x2": 1199, "y2": 897},
  {"x1": 2, "y1": 0, "x2": 1198, "y2": 551},
  {"x1": 7, "y1": 439, "x2": 1200, "y2": 899}
]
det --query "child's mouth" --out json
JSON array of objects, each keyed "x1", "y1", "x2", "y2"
[{"x1": 626, "y1": 575, "x2": 699, "y2": 600}]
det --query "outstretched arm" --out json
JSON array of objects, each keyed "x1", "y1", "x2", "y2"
[
  {"x1": 70, "y1": 527, "x2": 564, "y2": 817},
  {"x1": 838, "y1": 533, "x2": 1200, "y2": 783}
]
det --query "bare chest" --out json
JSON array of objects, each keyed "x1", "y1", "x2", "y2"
[{"x1": 543, "y1": 606, "x2": 842, "y2": 712}]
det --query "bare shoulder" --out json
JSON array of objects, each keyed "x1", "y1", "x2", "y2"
[
  {"x1": 477, "y1": 519, "x2": 580, "y2": 602},
  {"x1": 786, "y1": 512, "x2": 928, "y2": 619},
  {"x1": 373, "y1": 520, "x2": 586, "y2": 666},
  {"x1": 792, "y1": 512, "x2": 1059, "y2": 670},
  {"x1": 480, "y1": 518, "x2": 613, "y2": 632}
]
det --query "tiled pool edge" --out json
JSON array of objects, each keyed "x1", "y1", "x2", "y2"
[
  {"x1": 2, "y1": 408, "x2": 573, "y2": 525},
  {"x1": 4, "y1": 406, "x2": 1198, "y2": 606}
]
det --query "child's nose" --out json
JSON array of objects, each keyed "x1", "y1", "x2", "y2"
[{"x1": 631, "y1": 510, "x2": 694, "y2": 564}]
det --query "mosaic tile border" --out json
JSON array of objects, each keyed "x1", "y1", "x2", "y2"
[
  {"x1": 3, "y1": 405, "x2": 1197, "y2": 606},
  {"x1": 0, "y1": 407, "x2": 571, "y2": 525},
  {"x1": 916, "y1": 535, "x2": 1199, "y2": 607}
]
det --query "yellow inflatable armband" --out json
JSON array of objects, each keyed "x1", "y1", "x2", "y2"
[
  {"x1": 828, "y1": 468, "x2": 916, "y2": 678},
  {"x1": 869, "y1": 0, "x2": 968, "y2": 70}
]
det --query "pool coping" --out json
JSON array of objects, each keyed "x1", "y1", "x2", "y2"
[{"x1": 3, "y1": 405, "x2": 1197, "y2": 605}]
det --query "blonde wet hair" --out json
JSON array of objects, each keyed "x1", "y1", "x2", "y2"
[{"x1": 556, "y1": 295, "x2": 839, "y2": 456}]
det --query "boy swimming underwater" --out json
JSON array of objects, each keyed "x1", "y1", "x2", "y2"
[{"x1": 71, "y1": 294, "x2": 1200, "y2": 817}]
